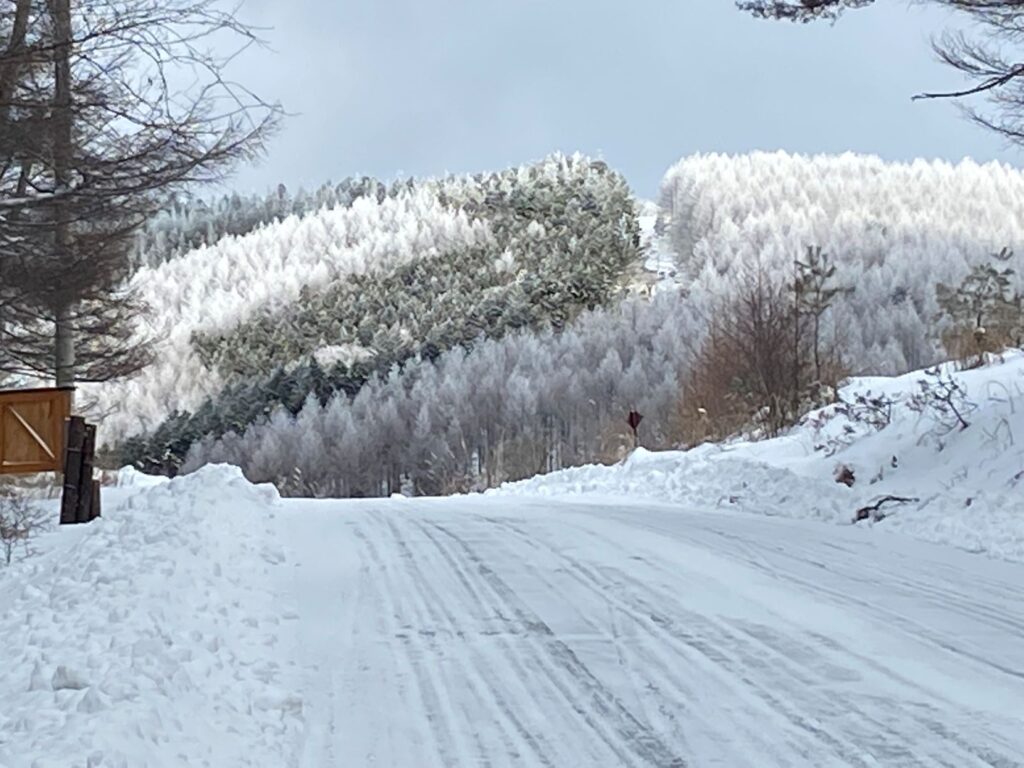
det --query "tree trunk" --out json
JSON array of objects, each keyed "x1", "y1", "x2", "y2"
[
  {"x1": 813, "y1": 310, "x2": 822, "y2": 384},
  {"x1": 54, "y1": 304, "x2": 75, "y2": 387},
  {"x1": 0, "y1": 0, "x2": 33, "y2": 124},
  {"x1": 49, "y1": 0, "x2": 75, "y2": 389},
  {"x1": 793, "y1": 270, "x2": 802, "y2": 410}
]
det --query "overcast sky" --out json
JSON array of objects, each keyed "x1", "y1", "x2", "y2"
[{"x1": 222, "y1": 0, "x2": 1015, "y2": 199}]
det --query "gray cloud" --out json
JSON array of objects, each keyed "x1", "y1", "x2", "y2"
[{"x1": 223, "y1": 0, "x2": 1014, "y2": 198}]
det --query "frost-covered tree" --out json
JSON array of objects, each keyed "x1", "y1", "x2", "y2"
[
  {"x1": 0, "y1": 0, "x2": 279, "y2": 386},
  {"x1": 82, "y1": 184, "x2": 491, "y2": 443},
  {"x1": 794, "y1": 245, "x2": 848, "y2": 387},
  {"x1": 130, "y1": 177, "x2": 406, "y2": 269},
  {"x1": 936, "y1": 247, "x2": 1023, "y2": 365},
  {"x1": 660, "y1": 152, "x2": 1024, "y2": 373},
  {"x1": 112, "y1": 154, "x2": 644, "y2": 471},
  {"x1": 174, "y1": 291, "x2": 699, "y2": 497}
]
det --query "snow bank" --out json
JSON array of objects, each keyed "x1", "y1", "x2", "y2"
[
  {"x1": 496, "y1": 353, "x2": 1024, "y2": 563},
  {"x1": 102, "y1": 466, "x2": 170, "y2": 488},
  {"x1": 0, "y1": 465, "x2": 300, "y2": 768}
]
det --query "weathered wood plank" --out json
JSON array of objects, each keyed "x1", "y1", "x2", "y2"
[
  {"x1": 75, "y1": 423, "x2": 97, "y2": 523},
  {"x1": 60, "y1": 416, "x2": 87, "y2": 525}
]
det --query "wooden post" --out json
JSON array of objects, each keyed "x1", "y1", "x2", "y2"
[
  {"x1": 90, "y1": 479, "x2": 101, "y2": 520},
  {"x1": 60, "y1": 416, "x2": 86, "y2": 525},
  {"x1": 75, "y1": 423, "x2": 96, "y2": 523},
  {"x1": 627, "y1": 410, "x2": 643, "y2": 449}
]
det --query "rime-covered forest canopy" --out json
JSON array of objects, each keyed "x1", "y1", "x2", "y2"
[{"x1": 84, "y1": 151, "x2": 1024, "y2": 497}]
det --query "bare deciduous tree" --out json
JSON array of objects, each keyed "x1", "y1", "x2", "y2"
[
  {"x1": 0, "y1": 0, "x2": 281, "y2": 385},
  {"x1": 0, "y1": 485, "x2": 48, "y2": 565},
  {"x1": 682, "y1": 270, "x2": 803, "y2": 443}
]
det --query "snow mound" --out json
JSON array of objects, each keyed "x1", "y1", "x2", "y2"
[
  {"x1": 0, "y1": 465, "x2": 300, "y2": 768},
  {"x1": 496, "y1": 353, "x2": 1024, "y2": 563},
  {"x1": 103, "y1": 465, "x2": 171, "y2": 488}
]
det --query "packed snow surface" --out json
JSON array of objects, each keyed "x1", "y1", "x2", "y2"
[
  {"x1": 3, "y1": 464, "x2": 1024, "y2": 766},
  {"x1": 499, "y1": 352, "x2": 1024, "y2": 563}
]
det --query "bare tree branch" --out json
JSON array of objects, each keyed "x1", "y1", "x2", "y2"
[
  {"x1": 0, "y1": 0, "x2": 282, "y2": 385},
  {"x1": 738, "y1": 0, "x2": 1024, "y2": 150}
]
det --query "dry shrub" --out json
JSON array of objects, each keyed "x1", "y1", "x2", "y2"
[
  {"x1": 941, "y1": 325, "x2": 1016, "y2": 370},
  {"x1": 936, "y1": 248, "x2": 1023, "y2": 369},
  {"x1": 595, "y1": 421, "x2": 636, "y2": 464},
  {"x1": 680, "y1": 268, "x2": 845, "y2": 446},
  {"x1": 0, "y1": 485, "x2": 50, "y2": 566}
]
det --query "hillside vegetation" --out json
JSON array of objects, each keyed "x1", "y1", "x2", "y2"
[
  {"x1": 179, "y1": 293, "x2": 698, "y2": 496},
  {"x1": 83, "y1": 183, "x2": 490, "y2": 444},
  {"x1": 97, "y1": 150, "x2": 1024, "y2": 497},
  {"x1": 499, "y1": 351, "x2": 1024, "y2": 563},
  {"x1": 113, "y1": 154, "x2": 643, "y2": 475},
  {"x1": 660, "y1": 151, "x2": 1024, "y2": 372},
  {"x1": 130, "y1": 177, "x2": 409, "y2": 269}
]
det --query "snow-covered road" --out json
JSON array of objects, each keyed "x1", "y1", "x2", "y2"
[{"x1": 280, "y1": 495, "x2": 1024, "y2": 768}]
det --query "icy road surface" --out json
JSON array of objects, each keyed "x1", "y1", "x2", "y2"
[{"x1": 282, "y1": 495, "x2": 1024, "y2": 768}]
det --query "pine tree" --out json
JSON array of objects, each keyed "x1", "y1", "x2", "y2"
[
  {"x1": 936, "y1": 247, "x2": 1021, "y2": 366},
  {"x1": 794, "y1": 245, "x2": 848, "y2": 387}
]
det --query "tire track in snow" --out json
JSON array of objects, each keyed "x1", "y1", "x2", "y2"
[
  {"x1": 414, "y1": 516, "x2": 683, "y2": 767},
  {"x1": 595, "y1": 514, "x2": 1024, "y2": 767},
  {"x1": 665, "y1": 523, "x2": 1024, "y2": 647},
  {"x1": 424, "y1": 520, "x2": 690, "y2": 768},
  {"x1": 570, "y1": 508, "x2": 1024, "y2": 709},
  {"x1": 584, "y1": 522, "x2": 1022, "y2": 768},
  {"x1": 380, "y1": 513, "x2": 530, "y2": 768},
  {"x1": 645, "y1": 529, "x2": 1024, "y2": 768},
  {"x1": 396, "y1": 518, "x2": 570, "y2": 768},
  {"x1": 349, "y1": 517, "x2": 455, "y2": 767},
  {"x1": 484, "y1": 516, "x2": 1010, "y2": 768},
  {"x1": 483, "y1": 519, "x2": 891, "y2": 767},
  {"x1": 437, "y1": 522, "x2": 788, "y2": 766}
]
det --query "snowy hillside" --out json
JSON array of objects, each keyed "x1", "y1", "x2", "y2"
[
  {"x1": 85, "y1": 187, "x2": 489, "y2": 445},
  {"x1": 92, "y1": 150, "x2": 1024, "y2": 499},
  {"x1": 497, "y1": 352, "x2": 1024, "y2": 562},
  {"x1": 660, "y1": 151, "x2": 1024, "y2": 372},
  {"x1": 634, "y1": 199, "x2": 678, "y2": 293},
  {"x1": 116, "y1": 154, "x2": 643, "y2": 475}
]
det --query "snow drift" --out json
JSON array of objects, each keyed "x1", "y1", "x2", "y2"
[
  {"x1": 0, "y1": 466, "x2": 300, "y2": 768},
  {"x1": 496, "y1": 352, "x2": 1024, "y2": 563}
]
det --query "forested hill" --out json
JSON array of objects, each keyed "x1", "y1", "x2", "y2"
[
  {"x1": 96, "y1": 153, "x2": 644, "y2": 479},
  {"x1": 660, "y1": 151, "x2": 1024, "y2": 371},
  {"x1": 91, "y1": 150, "x2": 1024, "y2": 497}
]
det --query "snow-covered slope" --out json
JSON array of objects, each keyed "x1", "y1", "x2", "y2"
[
  {"x1": 496, "y1": 352, "x2": 1024, "y2": 562},
  {"x1": 83, "y1": 188, "x2": 490, "y2": 445},
  {"x1": 634, "y1": 199, "x2": 678, "y2": 294}
]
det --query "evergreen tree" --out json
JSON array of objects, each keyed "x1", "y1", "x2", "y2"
[{"x1": 936, "y1": 247, "x2": 1022, "y2": 366}]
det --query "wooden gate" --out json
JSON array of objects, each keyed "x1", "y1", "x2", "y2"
[
  {"x1": 0, "y1": 387, "x2": 73, "y2": 475},
  {"x1": 0, "y1": 387, "x2": 99, "y2": 524}
]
